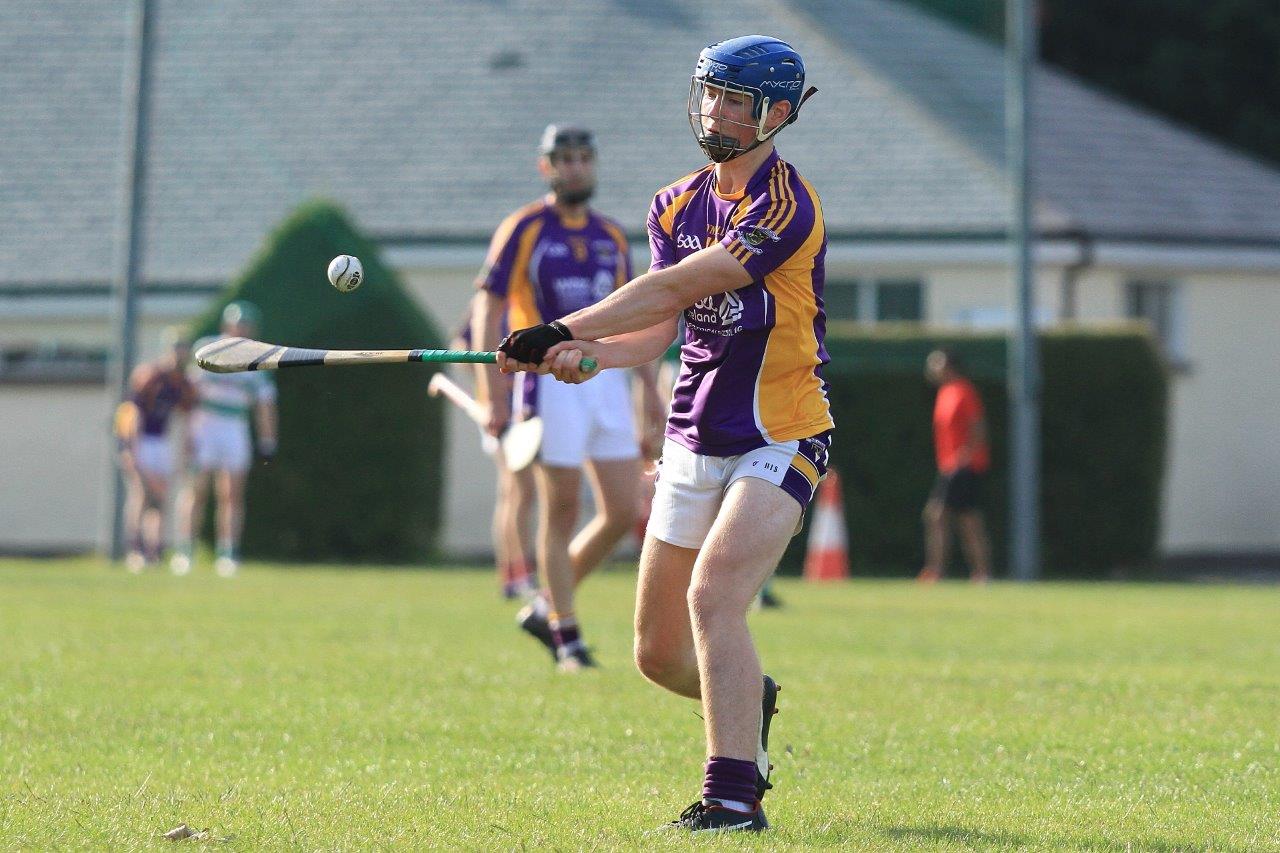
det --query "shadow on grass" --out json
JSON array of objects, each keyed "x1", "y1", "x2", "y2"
[{"x1": 881, "y1": 824, "x2": 1245, "y2": 852}]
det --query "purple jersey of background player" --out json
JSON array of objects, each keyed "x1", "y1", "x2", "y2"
[
  {"x1": 648, "y1": 149, "x2": 833, "y2": 455},
  {"x1": 478, "y1": 199, "x2": 632, "y2": 329},
  {"x1": 480, "y1": 198, "x2": 632, "y2": 420},
  {"x1": 132, "y1": 368, "x2": 194, "y2": 437}
]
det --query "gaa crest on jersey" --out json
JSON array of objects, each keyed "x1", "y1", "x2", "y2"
[{"x1": 733, "y1": 225, "x2": 781, "y2": 255}]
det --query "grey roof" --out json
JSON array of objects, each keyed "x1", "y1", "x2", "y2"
[
  {"x1": 3, "y1": 0, "x2": 1279, "y2": 288},
  {"x1": 791, "y1": 0, "x2": 1280, "y2": 244}
]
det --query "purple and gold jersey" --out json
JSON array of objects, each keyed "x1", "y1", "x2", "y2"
[
  {"x1": 649, "y1": 150, "x2": 832, "y2": 455},
  {"x1": 477, "y1": 198, "x2": 633, "y2": 330}
]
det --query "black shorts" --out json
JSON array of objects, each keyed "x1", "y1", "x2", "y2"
[{"x1": 931, "y1": 468, "x2": 985, "y2": 512}]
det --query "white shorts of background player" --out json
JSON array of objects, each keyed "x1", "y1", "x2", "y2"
[
  {"x1": 132, "y1": 434, "x2": 175, "y2": 477},
  {"x1": 521, "y1": 369, "x2": 638, "y2": 467},
  {"x1": 190, "y1": 411, "x2": 253, "y2": 474}
]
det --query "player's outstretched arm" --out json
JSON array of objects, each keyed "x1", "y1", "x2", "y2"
[{"x1": 563, "y1": 245, "x2": 749, "y2": 342}]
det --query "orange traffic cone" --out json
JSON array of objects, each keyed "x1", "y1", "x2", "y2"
[{"x1": 804, "y1": 469, "x2": 850, "y2": 581}]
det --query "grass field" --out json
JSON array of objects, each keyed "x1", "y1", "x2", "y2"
[{"x1": 1, "y1": 559, "x2": 1276, "y2": 850}]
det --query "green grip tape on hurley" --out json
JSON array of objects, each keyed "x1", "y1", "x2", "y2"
[{"x1": 411, "y1": 349, "x2": 596, "y2": 373}]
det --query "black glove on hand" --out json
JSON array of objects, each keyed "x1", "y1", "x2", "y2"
[{"x1": 498, "y1": 321, "x2": 573, "y2": 365}]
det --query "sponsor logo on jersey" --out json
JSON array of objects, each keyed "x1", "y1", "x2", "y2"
[
  {"x1": 688, "y1": 290, "x2": 744, "y2": 327},
  {"x1": 553, "y1": 276, "x2": 592, "y2": 303}
]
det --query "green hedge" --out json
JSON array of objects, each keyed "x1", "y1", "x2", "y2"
[
  {"x1": 779, "y1": 325, "x2": 1168, "y2": 578},
  {"x1": 191, "y1": 200, "x2": 447, "y2": 563}
]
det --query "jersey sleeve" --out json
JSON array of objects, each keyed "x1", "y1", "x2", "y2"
[
  {"x1": 719, "y1": 171, "x2": 818, "y2": 280},
  {"x1": 646, "y1": 196, "x2": 677, "y2": 272},
  {"x1": 476, "y1": 210, "x2": 531, "y2": 297}
]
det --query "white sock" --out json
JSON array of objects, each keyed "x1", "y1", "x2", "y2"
[{"x1": 704, "y1": 798, "x2": 754, "y2": 813}]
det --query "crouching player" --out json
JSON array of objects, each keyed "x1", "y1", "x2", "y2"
[{"x1": 500, "y1": 37, "x2": 828, "y2": 831}]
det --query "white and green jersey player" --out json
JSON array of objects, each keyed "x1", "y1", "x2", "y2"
[
  {"x1": 172, "y1": 302, "x2": 279, "y2": 578},
  {"x1": 188, "y1": 335, "x2": 277, "y2": 472}
]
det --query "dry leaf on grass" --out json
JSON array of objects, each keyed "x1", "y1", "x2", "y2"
[{"x1": 161, "y1": 823, "x2": 232, "y2": 842}]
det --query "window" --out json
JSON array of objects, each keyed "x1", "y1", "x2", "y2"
[
  {"x1": 824, "y1": 280, "x2": 861, "y2": 321},
  {"x1": 0, "y1": 344, "x2": 108, "y2": 385},
  {"x1": 1125, "y1": 280, "x2": 1187, "y2": 365},
  {"x1": 876, "y1": 280, "x2": 923, "y2": 321},
  {"x1": 825, "y1": 278, "x2": 924, "y2": 323}
]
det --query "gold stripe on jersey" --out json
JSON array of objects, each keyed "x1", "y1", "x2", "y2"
[
  {"x1": 478, "y1": 200, "x2": 544, "y2": 284},
  {"x1": 600, "y1": 220, "x2": 630, "y2": 290},
  {"x1": 729, "y1": 167, "x2": 781, "y2": 263},
  {"x1": 506, "y1": 218, "x2": 545, "y2": 330},
  {"x1": 756, "y1": 173, "x2": 833, "y2": 442},
  {"x1": 760, "y1": 164, "x2": 796, "y2": 237},
  {"x1": 731, "y1": 164, "x2": 796, "y2": 265},
  {"x1": 742, "y1": 168, "x2": 790, "y2": 262},
  {"x1": 658, "y1": 189, "x2": 698, "y2": 238},
  {"x1": 768, "y1": 164, "x2": 799, "y2": 236}
]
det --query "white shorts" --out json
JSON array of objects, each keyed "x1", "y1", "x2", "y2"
[
  {"x1": 648, "y1": 434, "x2": 831, "y2": 550},
  {"x1": 191, "y1": 413, "x2": 253, "y2": 474},
  {"x1": 524, "y1": 370, "x2": 638, "y2": 468},
  {"x1": 133, "y1": 435, "x2": 173, "y2": 477}
]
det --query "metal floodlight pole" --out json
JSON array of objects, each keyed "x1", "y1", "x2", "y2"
[
  {"x1": 106, "y1": 0, "x2": 155, "y2": 560},
  {"x1": 1006, "y1": 0, "x2": 1041, "y2": 580}
]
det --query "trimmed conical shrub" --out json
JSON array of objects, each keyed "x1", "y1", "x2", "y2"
[{"x1": 191, "y1": 200, "x2": 446, "y2": 562}]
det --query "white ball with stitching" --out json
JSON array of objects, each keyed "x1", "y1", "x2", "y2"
[{"x1": 327, "y1": 254, "x2": 364, "y2": 292}]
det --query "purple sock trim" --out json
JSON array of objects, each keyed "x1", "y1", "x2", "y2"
[
  {"x1": 551, "y1": 622, "x2": 581, "y2": 650},
  {"x1": 702, "y1": 756, "x2": 757, "y2": 806}
]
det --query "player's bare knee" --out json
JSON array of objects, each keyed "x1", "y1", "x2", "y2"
[
  {"x1": 601, "y1": 503, "x2": 638, "y2": 537},
  {"x1": 634, "y1": 635, "x2": 682, "y2": 686},
  {"x1": 686, "y1": 579, "x2": 736, "y2": 627}
]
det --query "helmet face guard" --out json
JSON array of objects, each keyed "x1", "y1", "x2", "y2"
[{"x1": 687, "y1": 78, "x2": 784, "y2": 164}]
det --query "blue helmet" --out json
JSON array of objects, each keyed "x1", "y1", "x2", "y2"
[{"x1": 688, "y1": 35, "x2": 816, "y2": 163}]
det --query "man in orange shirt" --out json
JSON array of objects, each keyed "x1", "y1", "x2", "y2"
[{"x1": 919, "y1": 349, "x2": 992, "y2": 584}]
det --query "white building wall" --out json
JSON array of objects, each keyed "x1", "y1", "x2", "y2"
[
  {"x1": 0, "y1": 385, "x2": 111, "y2": 550},
  {"x1": 1161, "y1": 273, "x2": 1280, "y2": 551},
  {"x1": 400, "y1": 267, "x2": 496, "y2": 556}
]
